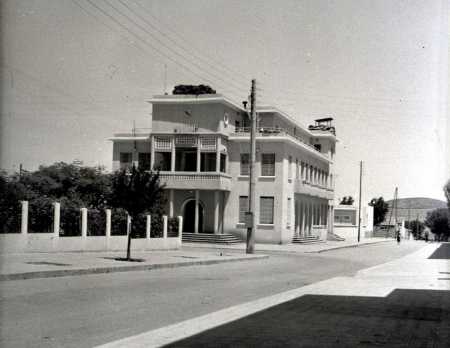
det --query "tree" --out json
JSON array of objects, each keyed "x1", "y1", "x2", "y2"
[
  {"x1": 339, "y1": 196, "x2": 354, "y2": 205},
  {"x1": 110, "y1": 166, "x2": 165, "y2": 260},
  {"x1": 424, "y1": 208, "x2": 450, "y2": 241},
  {"x1": 369, "y1": 197, "x2": 389, "y2": 226},
  {"x1": 172, "y1": 84, "x2": 216, "y2": 95},
  {"x1": 405, "y1": 220, "x2": 425, "y2": 240},
  {"x1": 444, "y1": 179, "x2": 450, "y2": 209}
]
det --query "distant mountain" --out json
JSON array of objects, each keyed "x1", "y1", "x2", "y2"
[{"x1": 383, "y1": 197, "x2": 448, "y2": 222}]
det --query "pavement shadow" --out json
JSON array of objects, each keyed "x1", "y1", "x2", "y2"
[
  {"x1": 428, "y1": 244, "x2": 450, "y2": 260},
  {"x1": 165, "y1": 289, "x2": 450, "y2": 348}
]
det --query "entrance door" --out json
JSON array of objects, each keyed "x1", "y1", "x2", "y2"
[{"x1": 183, "y1": 200, "x2": 204, "y2": 233}]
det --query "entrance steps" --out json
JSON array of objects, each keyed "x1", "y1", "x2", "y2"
[
  {"x1": 291, "y1": 235, "x2": 323, "y2": 244},
  {"x1": 182, "y1": 233, "x2": 243, "y2": 244}
]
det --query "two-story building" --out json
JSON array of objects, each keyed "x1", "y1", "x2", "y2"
[{"x1": 110, "y1": 93, "x2": 337, "y2": 244}]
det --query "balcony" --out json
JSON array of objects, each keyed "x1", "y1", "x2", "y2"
[
  {"x1": 159, "y1": 172, "x2": 232, "y2": 191},
  {"x1": 294, "y1": 179, "x2": 334, "y2": 200},
  {"x1": 230, "y1": 127, "x2": 330, "y2": 161}
]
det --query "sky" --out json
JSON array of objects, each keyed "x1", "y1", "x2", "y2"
[{"x1": 1, "y1": 0, "x2": 449, "y2": 203}]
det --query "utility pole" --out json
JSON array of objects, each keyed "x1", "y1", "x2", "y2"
[
  {"x1": 357, "y1": 160, "x2": 363, "y2": 243},
  {"x1": 246, "y1": 79, "x2": 256, "y2": 254}
]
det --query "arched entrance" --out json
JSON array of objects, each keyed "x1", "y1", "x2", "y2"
[{"x1": 182, "y1": 199, "x2": 204, "y2": 233}]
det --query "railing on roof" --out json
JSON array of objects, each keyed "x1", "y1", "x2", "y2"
[{"x1": 234, "y1": 127, "x2": 321, "y2": 153}]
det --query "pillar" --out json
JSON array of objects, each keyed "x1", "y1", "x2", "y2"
[
  {"x1": 163, "y1": 215, "x2": 168, "y2": 239},
  {"x1": 196, "y1": 137, "x2": 201, "y2": 172},
  {"x1": 171, "y1": 137, "x2": 176, "y2": 171},
  {"x1": 194, "y1": 190, "x2": 199, "y2": 233},
  {"x1": 53, "y1": 202, "x2": 60, "y2": 237},
  {"x1": 106, "y1": 209, "x2": 111, "y2": 237},
  {"x1": 150, "y1": 136, "x2": 155, "y2": 170},
  {"x1": 216, "y1": 137, "x2": 221, "y2": 172},
  {"x1": 146, "y1": 215, "x2": 151, "y2": 239},
  {"x1": 81, "y1": 208, "x2": 88, "y2": 238},
  {"x1": 214, "y1": 191, "x2": 219, "y2": 234},
  {"x1": 20, "y1": 200, "x2": 28, "y2": 235},
  {"x1": 178, "y1": 215, "x2": 183, "y2": 241},
  {"x1": 169, "y1": 189, "x2": 174, "y2": 217},
  {"x1": 126, "y1": 215, "x2": 131, "y2": 236}
]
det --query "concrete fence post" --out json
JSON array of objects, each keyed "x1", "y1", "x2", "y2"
[
  {"x1": 105, "y1": 209, "x2": 111, "y2": 237},
  {"x1": 146, "y1": 215, "x2": 151, "y2": 239},
  {"x1": 20, "y1": 200, "x2": 28, "y2": 235},
  {"x1": 81, "y1": 208, "x2": 88, "y2": 238},
  {"x1": 163, "y1": 215, "x2": 168, "y2": 239},
  {"x1": 53, "y1": 202, "x2": 60, "y2": 237},
  {"x1": 177, "y1": 216, "x2": 183, "y2": 243}
]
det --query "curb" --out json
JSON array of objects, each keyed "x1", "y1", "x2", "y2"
[
  {"x1": 313, "y1": 239, "x2": 394, "y2": 253},
  {"x1": 0, "y1": 254, "x2": 268, "y2": 282}
]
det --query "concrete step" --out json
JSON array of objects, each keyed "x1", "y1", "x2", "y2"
[
  {"x1": 182, "y1": 233, "x2": 243, "y2": 244},
  {"x1": 292, "y1": 235, "x2": 322, "y2": 244}
]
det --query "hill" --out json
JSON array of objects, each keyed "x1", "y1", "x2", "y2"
[{"x1": 383, "y1": 197, "x2": 447, "y2": 222}]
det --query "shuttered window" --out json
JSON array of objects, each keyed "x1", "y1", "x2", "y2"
[
  {"x1": 239, "y1": 196, "x2": 248, "y2": 223},
  {"x1": 259, "y1": 196, "x2": 274, "y2": 224},
  {"x1": 240, "y1": 153, "x2": 249, "y2": 176},
  {"x1": 261, "y1": 153, "x2": 275, "y2": 176}
]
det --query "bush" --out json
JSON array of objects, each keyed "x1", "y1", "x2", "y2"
[
  {"x1": 111, "y1": 208, "x2": 128, "y2": 235},
  {"x1": 28, "y1": 197, "x2": 54, "y2": 233},
  {"x1": 60, "y1": 198, "x2": 82, "y2": 236},
  {"x1": 168, "y1": 217, "x2": 179, "y2": 237},
  {"x1": 88, "y1": 209, "x2": 106, "y2": 236},
  {"x1": 0, "y1": 200, "x2": 22, "y2": 233},
  {"x1": 151, "y1": 215, "x2": 164, "y2": 238}
]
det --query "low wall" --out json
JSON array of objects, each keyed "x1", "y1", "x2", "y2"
[
  {"x1": 333, "y1": 225, "x2": 372, "y2": 241},
  {"x1": 0, "y1": 234, "x2": 180, "y2": 253}
]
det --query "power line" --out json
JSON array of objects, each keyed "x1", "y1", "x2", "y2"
[
  {"x1": 96, "y1": 0, "x2": 247, "y2": 99},
  {"x1": 120, "y1": 0, "x2": 251, "y2": 91}
]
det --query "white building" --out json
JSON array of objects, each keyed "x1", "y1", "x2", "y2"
[{"x1": 110, "y1": 93, "x2": 337, "y2": 244}]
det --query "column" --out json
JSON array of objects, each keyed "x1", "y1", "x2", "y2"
[
  {"x1": 20, "y1": 200, "x2": 28, "y2": 235},
  {"x1": 196, "y1": 137, "x2": 201, "y2": 173},
  {"x1": 150, "y1": 136, "x2": 155, "y2": 170},
  {"x1": 163, "y1": 215, "x2": 168, "y2": 239},
  {"x1": 53, "y1": 202, "x2": 60, "y2": 237},
  {"x1": 216, "y1": 136, "x2": 221, "y2": 172},
  {"x1": 106, "y1": 209, "x2": 111, "y2": 237},
  {"x1": 171, "y1": 137, "x2": 176, "y2": 172},
  {"x1": 169, "y1": 189, "x2": 174, "y2": 217},
  {"x1": 194, "y1": 190, "x2": 199, "y2": 233},
  {"x1": 81, "y1": 208, "x2": 88, "y2": 238},
  {"x1": 301, "y1": 200, "x2": 306, "y2": 236},
  {"x1": 213, "y1": 191, "x2": 219, "y2": 234},
  {"x1": 178, "y1": 216, "x2": 183, "y2": 243},
  {"x1": 146, "y1": 215, "x2": 151, "y2": 239},
  {"x1": 295, "y1": 200, "x2": 300, "y2": 236}
]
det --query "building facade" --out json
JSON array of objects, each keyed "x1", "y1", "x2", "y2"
[{"x1": 110, "y1": 94, "x2": 337, "y2": 244}]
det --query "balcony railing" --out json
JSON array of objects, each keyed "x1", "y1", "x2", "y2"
[
  {"x1": 234, "y1": 127, "x2": 321, "y2": 154},
  {"x1": 159, "y1": 172, "x2": 232, "y2": 191}
]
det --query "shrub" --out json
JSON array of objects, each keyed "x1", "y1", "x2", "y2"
[{"x1": 28, "y1": 197, "x2": 54, "y2": 233}]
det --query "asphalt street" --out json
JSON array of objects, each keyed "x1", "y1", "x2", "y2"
[{"x1": 0, "y1": 241, "x2": 424, "y2": 347}]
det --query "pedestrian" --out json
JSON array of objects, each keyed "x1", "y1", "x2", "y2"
[{"x1": 396, "y1": 232, "x2": 401, "y2": 244}]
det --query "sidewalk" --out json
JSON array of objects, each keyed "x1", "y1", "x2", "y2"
[
  {"x1": 96, "y1": 242, "x2": 450, "y2": 347},
  {"x1": 183, "y1": 237, "x2": 393, "y2": 254},
  {"x1": 0, "y1": 249, "x2": 267, "y2": 281}
]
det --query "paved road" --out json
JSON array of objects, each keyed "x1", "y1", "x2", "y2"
[{"x1": 0, "y1": 241, "x2": 424, "y2": 347}]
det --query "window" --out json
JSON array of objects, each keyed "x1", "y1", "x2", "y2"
[
  {"x1": 138, "y1": 153, "x2": 151, "y2": 170},
  {"x1": 220, "y1": 153, "x2": 227, "y2": 173},
  {"x1": 175, "y1": 148, "x2": 197, "y2": 171},
  {"x1": 238, "y1": 196, "x2": 248, "y2": 223},
  {"x1": 200, "y1": 153, "x2": 216, "y2": 172},
  {"x1": 261, "y1": 153, "x2": 275, "y2": 176},
  {"x1": 153, "y1": 152, "x2": 171, "y2": 171},
  {"x1": 260, "y1": 196, "x2": 274, "y2": 224},
  {"x1": 287, "y1": 198, "x2": 291, "y2": 227},
  {"x1": 120, "y1": 152, "x2": 132, "y2": 170},
  {"x1": 240, "y1": 153, "x2": 249, "y2": 175}
]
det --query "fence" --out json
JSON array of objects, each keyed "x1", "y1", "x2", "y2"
[{"x1": 0, "y1": 201, "x2": 183, "y2": 253}]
